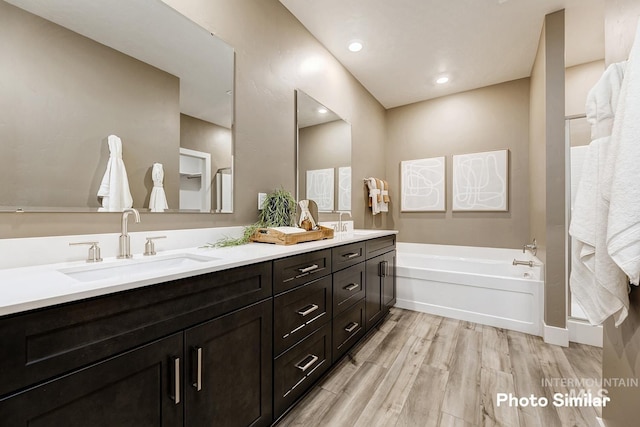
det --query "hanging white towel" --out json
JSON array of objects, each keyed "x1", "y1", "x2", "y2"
[
  {"x1": 379, "y1": 179, "x2": 389, "y2": 213},
  {"x1": 569, "y1": 62, "x2": 629, "y2": 326},
  {"x1": 149, "y1": 163, "x2": 169, "y2": 212},
  {"x1": 604, "y1": 21, "x2": 640, "y2": 286},
  {"x1": 366, "y1": 178, "x2": 381, "y2": 215},
  {"x1": 97, "y1": 135, "x2": 133, "y2": 212}
]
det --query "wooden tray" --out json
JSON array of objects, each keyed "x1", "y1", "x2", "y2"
[{"x1": 250, "y1": 226, "x2": 334, "y2": 245}]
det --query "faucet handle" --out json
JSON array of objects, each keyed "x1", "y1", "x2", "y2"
[
  {"x1": 144, "y1": 236, "x2": 167, "y2": 256},
  {"x1": 69, "y1": 241, "x2": 103, "y2": 263}
]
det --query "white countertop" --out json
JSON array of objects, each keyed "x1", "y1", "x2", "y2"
[{"x1": 0, "y1": 229, "x2": 396, "y2": 317}]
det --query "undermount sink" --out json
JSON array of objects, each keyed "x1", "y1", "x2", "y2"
[{"x1": 59, "y1": 253, "x2": 218, "y2": 283}]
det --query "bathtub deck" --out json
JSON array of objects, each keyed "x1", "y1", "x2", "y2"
[{"x1": 277, "y1": 307, "x2": 603, "y2": 427}]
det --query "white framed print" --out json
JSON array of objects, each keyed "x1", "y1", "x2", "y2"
[
  {"x1": 452, "y1": 149, "x2": 508, "y2": 211},
  {"x1": 400, "y1": 157, "x2": 446, "y2": 212},
  {"x1": 306, "y1": 168, "x2": 334, "y2": 211}
]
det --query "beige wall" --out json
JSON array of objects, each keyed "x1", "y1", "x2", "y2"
[
  {"x1": 529, "y1": 24, "x2": 547, "y2": 265},
  {"x1": 566, "y1": 60, "x2": 605, "y2": 117},
  {"x1": 0, "y1": 0, "x2": 387, "y2": 238},
  {"x1": 602, "y1": 0, "x2": 640, "y2": 424},
  {"x1": 0, "y1": 1, "x2": 180, "y2": 210},
  {"x1": 384, "y1": 79, "x2": 530, "y2": 248},
  {"x1": 298, "y1": 120, "x2": 351, "y2": 212},
  {"x1": 529, "y1": 10, "x2": 566, "y2": 329}
]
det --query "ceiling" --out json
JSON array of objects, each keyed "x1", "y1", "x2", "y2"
[{"x1": 280, "y1": 0, "x2": 605, "y2": 109}]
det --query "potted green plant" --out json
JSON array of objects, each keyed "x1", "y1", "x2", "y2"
[{"x1": 212, "y1": 188, "x2": 297, "y2": 247}]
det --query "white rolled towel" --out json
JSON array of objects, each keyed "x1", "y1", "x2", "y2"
[
  {"x1": 149, "y1": 163, "x2": 169, "y2": 212},
  {"x1": 97, "y1": 135, "x2": 133, "y2": 212}
]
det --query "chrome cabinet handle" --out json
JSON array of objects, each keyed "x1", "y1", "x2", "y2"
[
  {"x1": 344, "y1": 283, "x2": 359, "y2": 291},
  {"x1": 343, "y1": 252, "x2": 360, "y2": 259},
  {"x1": 345, "y1": 322, "x2": 359, "y2": 333},
  {"x1": 297, "y1": 304, "x2": 319, "y2": 316},
  {"x1": 298, "y1": 264, "x2": 319, "y2": 273},
  {"x1": 171, "y1": 356, "x2": 181, "y2": 405},
  {"x1": 192, "y1": 346, "x2": 203, "y2": 391},
  {"x1": 379, "y1": 260, "x2": 389, "y2": 277},
  {"x1": 294, "y1": 354, "x2": 319, "y2": 372}
]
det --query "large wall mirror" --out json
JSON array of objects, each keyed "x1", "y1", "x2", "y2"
[
  {"x1": 296, "y1": 90, "x2": 352, "y2": 217},
  {"x1": 0, "y1": 0, "x2": 234, "y2": 213}
]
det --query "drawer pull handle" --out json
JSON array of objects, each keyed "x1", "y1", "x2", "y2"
[
  {"x1": 344, "y1": 283, "x2": 359, "y2": 291},
  {"x1": 192, "y1": 346, "x2": 203, "y2": 391},
  {"x1": 345, "y1": 322, "x2": 359, "y2": 333},
  {"x1": 297, "y1": 304, "x2": 319, "y2": 316},
  {"x1": 295, "y1": 354, "x2": 319, "y2": 372},
  {"x1": 298, "y1": 264, "x2": 319, "y2": 273},
  {"x1": 343, "y1": 252, "x2": 360, "y2": 259},
  {"x1": 171, "y1": 356, "x2": 181, "y2": 405}
]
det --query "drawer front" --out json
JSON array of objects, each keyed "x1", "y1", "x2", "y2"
[
  {"x1": 273, "y1": 249, "x2": 332, "y2": 294},
  {"x1": 333, "y1": 263, "x2": 365, "y2": 316},
  {"x1": 0, "y1": 262, "x2": 272, "y2": 398},
  {"x1": 274, "y1": 275, "x2": 332, "y2": 356},
  {"x1": 274, "y1": 322, "x2": 332, "y2": 418},
  {"x1": 365, "y1": 235, "x2": 396, "y2": 259},
  {"x1": 332, "y1": 299, "x2": 365, "y2": 363},
  {"x1": 331, "y1": 242, "x2": 366, "y2": 272}
]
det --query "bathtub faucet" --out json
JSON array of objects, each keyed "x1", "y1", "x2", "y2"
[
  {"x1": 523, "y1": 238, "x2": 537, "y2": 256},
  {"x1": 513, "y1": 259, "x2": 534, "y2": 267}
]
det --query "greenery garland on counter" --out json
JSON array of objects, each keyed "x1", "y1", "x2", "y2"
[{"x1": 209, "y1": 188, "x2": 297, "y2": 247}]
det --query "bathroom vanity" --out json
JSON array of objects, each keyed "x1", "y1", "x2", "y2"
[{"x1": 0, "y1": 230, "x2": 396, "y2": 426}]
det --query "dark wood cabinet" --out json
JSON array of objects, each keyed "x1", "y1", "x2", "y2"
[
  {"x1": 365, "y1": 250, "x2": 396, "y2": 331},
  {"x1": 0, "y1": 333, "x2": 184, "y2": 427},
  {"x1": 184, "y1": 299, "x2": 272, "y2": 427},
  {"x1": 0, "y1": 233, "x2": 397, "y2": 427}
]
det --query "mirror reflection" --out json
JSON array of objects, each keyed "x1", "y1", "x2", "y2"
[
  {"x1": 296, "y1": 90, "x2": 352, "y2": 216},
  {"x1": 0, "y1": 0, "x2": 234, "y2": 213}
]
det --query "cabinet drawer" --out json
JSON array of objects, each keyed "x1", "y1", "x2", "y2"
[
  {"x1": 274, "y1": 322, "x2": 331, "y2": 418},
  {"x1": 333, "y1": 263, "x2": 365, "y2": 315},
  {"x1": 274, "y1": 275, "x2": 332, "y2": 356},
  {"x1": 0, "y1": 261, "x2": 272, "y2": 398},
  {"x1": 332, "y1": 299, "x2": 365, "y2": 363},
  {"x1": 332, "y1": 242, "x2": 366, "y2": 272},
  {"x1": 365, "y1": 234, "x2": 396, "y2": 259},
  {"x1": 273, "y1": 249, "x2": 332, "y2": 294}
]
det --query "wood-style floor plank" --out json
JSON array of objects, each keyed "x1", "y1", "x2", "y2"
[
  {"x1": 440, "y1": 327, "x2": 483, "y2": 425},
  {"x1": 277, "y1": 308, "x2": 603, "y2": 427}
]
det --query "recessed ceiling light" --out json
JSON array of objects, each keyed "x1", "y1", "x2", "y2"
[
  {"x1": 436, "y1": 76, "x2": 449, "y2": 84},
  {"x1": 348, "y1": 40, "x2": 363, "y2": 52},
  {"x1": 318, "y1": 107, "x2": 328, "y2": 114}
]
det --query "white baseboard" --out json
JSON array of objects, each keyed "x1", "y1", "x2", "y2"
[
  {"x1": 543, "y1": 322, "x2": 569, "y2": 347},
  {"x1": 568, "y1": 319, "x2": 603, "y2": 347}
]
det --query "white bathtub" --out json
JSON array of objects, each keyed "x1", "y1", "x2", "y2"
[{"x1": 396, "y1": 242, "x2": 543, "y2": 336}]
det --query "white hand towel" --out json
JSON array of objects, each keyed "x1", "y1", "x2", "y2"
[
  {"x1": 97, "y1": 135, "x2": 133, "y2": 212},
  {"x1": 380, "y1": 179, "x2": 389, "y2": 213},
  {"x1": 366, "y1": 178, "x2": 381, "y2": 215},
  {"x1": 569, "y1": 62, "x2": 629, "y2": 326},
  {"x1": 605, "y1": 22, "x2": 640, "y2": 285},
  {"x1": 149, "y1": 163, "x2": 169, "y2": 212}
]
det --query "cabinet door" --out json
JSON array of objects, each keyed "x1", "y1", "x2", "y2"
[
  {"x1": 365, "y1": 255, "x2": 384, "y2": 331},
  {"x1": 0, "y1": 333, "x2": 184, "y2": 427},
  {"x1": 184, "y1": 299, "x2": 273, "y2": 427},
  {"x1": 382, "y1": 250, "x2": 396, "y2": 308},
  {"x1": 365, "y1": 250, "x2": 396, "y2": 331}
]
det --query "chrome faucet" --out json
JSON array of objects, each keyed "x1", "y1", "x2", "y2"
[
  {"x1": 118, "y1": 208, "x2": 140, "y2": 259},
  {"x1": 523, "y1": 238, "x2": 537, "y2": 256},
  {"x1": 338, "y1": 211, "x2": 352, "y2": 233},
  {"x1": 513, "y1": 259, "x2": 534, "y2": 267}
]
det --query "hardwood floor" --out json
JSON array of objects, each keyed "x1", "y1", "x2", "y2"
[{"x1": 277, "y1": 308, "x2": 603, "y2": 427}]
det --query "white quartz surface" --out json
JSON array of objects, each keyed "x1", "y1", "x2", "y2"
[{"x1": 0, "y1": 229, "x2": 396, "y2": 317}]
